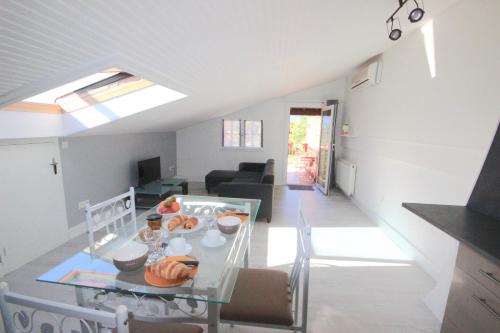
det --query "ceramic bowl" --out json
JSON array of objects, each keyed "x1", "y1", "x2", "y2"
[
  {"x1": 217, "y1": 216, "x2": 241, "y2": 234},
  {"x1": 113, "y1": 242, "x2": 149, "y2": 272}
]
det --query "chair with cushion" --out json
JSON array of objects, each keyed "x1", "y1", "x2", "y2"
[
  {"x1": 85, "y1": 187, "x2": 137, "y2": 257},
  {"x1": 220, "y1": 205, "x2": 311, "y2": 332}
]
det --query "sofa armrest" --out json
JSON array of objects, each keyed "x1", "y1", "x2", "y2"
[
  {"x1": 238, "y1": 162, "x2": 266, "y2": 172},
  {"x1": 218, "y1": 182, "x2": 274, "y2": 221}
]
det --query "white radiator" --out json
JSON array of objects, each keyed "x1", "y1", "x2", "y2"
[{"x1": 335, "y1": 159, "x2": 357, "y2": 196}]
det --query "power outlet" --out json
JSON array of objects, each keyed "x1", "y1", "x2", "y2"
[{"x1": 78, "y1": 200, "x2": 90, "y2": 209}]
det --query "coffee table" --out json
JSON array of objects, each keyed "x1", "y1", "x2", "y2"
[{"x1": 134, "y1": 178, "x2": 188, "y2": 208}]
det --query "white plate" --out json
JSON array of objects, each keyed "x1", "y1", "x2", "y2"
[
  {"x1": 164, "y1": 216, "x2": 206, "y2": 234},
  {"x1": 164, "y1": 243, "x2": 192, "y2": 256},
  {"x1": 201, "y1": 235, "x2": 227, "y2": 248}
]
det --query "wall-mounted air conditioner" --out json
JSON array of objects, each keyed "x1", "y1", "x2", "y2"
[{"x1": 351, "y1": 60, "x2": 382, "y2": 90}]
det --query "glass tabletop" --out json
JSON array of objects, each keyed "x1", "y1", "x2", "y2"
[
  {"x1": 135, "y1": 178, "x2": 187, "y2": 196},
  {"x1": 37, "y1": 195, "x2": 260, "y2": 304}
]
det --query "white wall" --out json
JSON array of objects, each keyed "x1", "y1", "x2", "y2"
[
  {"x1": 0, "y1": 112, "x2": 66, "y2": 139},
  {"x1": 59, "y1": 132, "x2": 177, "y2": 231},
  {"x1": 341, "y1": 0, "x2": 500, "y2": 321},
  {"x1": 177, "y1": 79, "x2": 346, "y2": 184}
]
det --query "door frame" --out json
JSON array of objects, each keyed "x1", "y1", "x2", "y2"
[
  {"x1": 282, "y1": 102, "x2": 324, "y2": 186},
  {"x1": 315, "y1": 102, "x2": 338, "y2": 195}
]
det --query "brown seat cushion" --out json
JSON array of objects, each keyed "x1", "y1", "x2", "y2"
[
  {"x1": 128, "y1": 318, "x2": 203, "y2": 333},
  {"x1": 220, "y1": 268, "x2": 293, "y2": 326}
]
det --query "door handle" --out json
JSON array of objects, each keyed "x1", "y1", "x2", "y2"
[
  {"x1": 479, "y1": 269, "x2": 500, "y2": 286},
  {"x1": 50, "y1": 158, "x2": 58, "y2": 175},
  {"x1": 472, "y1": 295, "x2": 500, "y2": 319}
]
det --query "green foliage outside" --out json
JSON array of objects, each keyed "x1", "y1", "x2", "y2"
[{"x1": 289, "y1": 116, "x2": 308, "y2": 154}]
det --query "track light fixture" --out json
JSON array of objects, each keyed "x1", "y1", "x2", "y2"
[
  {"x1": 386, "y1": 0, "x2": 425, "y2": 40},
  {"x1": 388, "y1": 17, "x2": 402, "y2": 41}
]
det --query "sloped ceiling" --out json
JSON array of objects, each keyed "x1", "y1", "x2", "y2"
[{"x1": 0, "y1": 0, "x2": 457, "y2": 136}]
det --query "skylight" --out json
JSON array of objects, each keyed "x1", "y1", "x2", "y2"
[
  {"x1": 1, "y1": 68, "x2": 187, "y2": 129},
  {"x1": 24, "y1": 72, "x2": 118, "y2": 104}
]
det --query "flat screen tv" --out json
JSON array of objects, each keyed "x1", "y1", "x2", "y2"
[{"x1": 138, "y1": 157, "x2": 161, "y2": 186}]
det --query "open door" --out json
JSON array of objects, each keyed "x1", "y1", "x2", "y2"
[{"x1": 315, "y1": 102, "x2": 338, "y2": 195}]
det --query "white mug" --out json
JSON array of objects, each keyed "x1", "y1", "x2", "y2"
[
  {"x1": 206, "y1": 229, "x2": 221, "y2": 244},
  {"x1": 169, "y1": 237, "x2": 186, "y2": 254}
]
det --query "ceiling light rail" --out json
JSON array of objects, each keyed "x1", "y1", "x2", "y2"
[{"x1": 386, "y1": 0, "x2": 425, "y2": 41}]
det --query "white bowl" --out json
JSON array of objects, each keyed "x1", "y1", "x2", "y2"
[
  {"x1": 217, "y1": 216, "x2": 241, "y2": 234},
  {"x1": 113, "y1": 242, "x2": 149, "y2": 272}
]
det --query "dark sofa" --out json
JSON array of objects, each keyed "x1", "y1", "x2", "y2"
[{"x1": 205, "y1": 159, "x2": 275, "y2": 222}]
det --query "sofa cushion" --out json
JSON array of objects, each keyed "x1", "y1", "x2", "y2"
[
  {"x1": 261, "y1": 159, "x2": 275, "y2": 184},
  {"x1": 234, "y1": 171, "x2": 262, "y2": 179},
  {"x1": 220, "y1": 268, "x2": 293, "y2": 326},
  {"x1": 232, "y1": 178, "x2": 259, "y2": 183},
  {"x1": 205, "y1": 170, "x2": 238, "y2": 192},
  {"x1": 206, "y1": 170, "x2": 238, "y2": 179}
]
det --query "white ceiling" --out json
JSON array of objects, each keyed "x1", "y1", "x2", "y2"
[{"x1": 0, "y1": 0, "x2": 458, "y2": 136}]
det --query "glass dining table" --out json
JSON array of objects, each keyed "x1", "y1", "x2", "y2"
[{"x1": 37, "y1": 195, "x2": 261, "y2": 333}]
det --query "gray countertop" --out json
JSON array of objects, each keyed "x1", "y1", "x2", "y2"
[{"x1": 403, "y1": 203, "x2": 500, "y2": 266}]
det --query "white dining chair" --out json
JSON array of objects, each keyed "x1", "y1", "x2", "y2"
[
  {"x1": 220, "y1": 203, "x2": 311, "y2": 332},
  {"x1": 85, "y1": 187, "x2": 137, "y2": 257},
  {"x1": 0, "y1": 282, "x2": 129, "y2": 333}
]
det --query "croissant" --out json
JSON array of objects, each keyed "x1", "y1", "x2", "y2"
[
  {"x1": 184, "y1": 217, "x2": 198, "y2": 229},
  {"x1": 168, "y1": 215, "x2": 188, "y2": 231},
  {"x1": 148, "y1": 261, "x2": 195, "y2": 280}
]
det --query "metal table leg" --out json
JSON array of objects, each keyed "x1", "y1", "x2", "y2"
[
  {"x1": 244, "y1": 227, "x2": 250, "y2": 268},
  {"x1": 244, "y1": 246, "x2": 249, "y2": 268},
  {"x1": 181, "y1": 181, "x2": 189, "y2": 195},
  {"x1": 75, "y1": 287, "x2": 98, "y2": 332},
  {"x1": 207, "y1": 288, "x2": 220, "y2": 333},
  {"x1": 75, "y1": 287, "x2": 87, "y2": 306}
]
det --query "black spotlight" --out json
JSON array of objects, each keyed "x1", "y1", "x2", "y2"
[
  {"x1": 389, "y1": 28, "x2": 402, "y2": 40},
  {"x1": 387, "y1": 17, "x2": 402, "y2": 41},
  {"x1": 408, "y1": 6, "x2": 425, "y2": 23}
]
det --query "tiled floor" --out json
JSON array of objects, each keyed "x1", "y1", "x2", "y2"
[{"x1": 0, "y1": 184, "x2": 441, "y2": 333}]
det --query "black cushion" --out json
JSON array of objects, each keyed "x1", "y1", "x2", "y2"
[
  {"x1": 205, "y1": 170, "x2": 238, "y2": 192},
  {"x1": 261, "y1": 159, "x2": 275, "y2": 184},
  {"x1": 234, "y1": 171, "x2": 262, "y2": 179},
  {"x1": 206, "y1": 170, "x2": 238, "y2": 178},
  {"x1": 232, "y1": 178, "x2": 260, "y2": 183}
]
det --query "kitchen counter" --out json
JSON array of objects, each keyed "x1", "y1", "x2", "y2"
[{"x1": 402, "y1": 203, "x2": 500, "y2": 266}]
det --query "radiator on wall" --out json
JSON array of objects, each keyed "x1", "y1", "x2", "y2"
[{"x1": 335, "y1": 159, "x2": 357, "y2": 196}]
